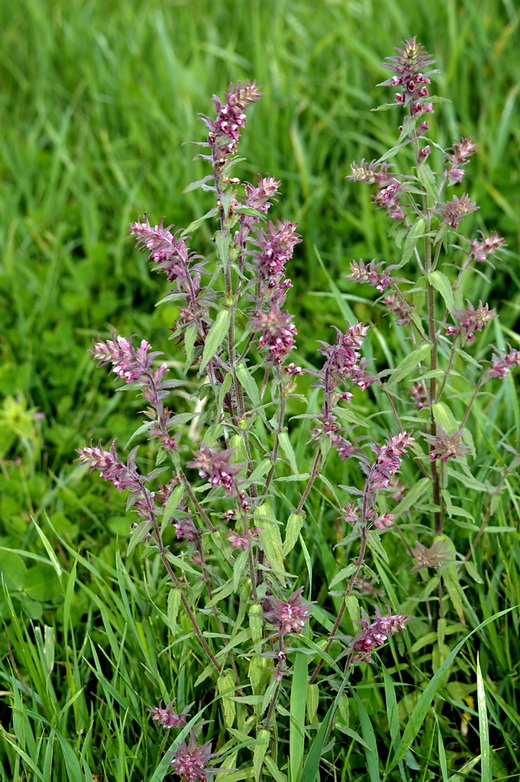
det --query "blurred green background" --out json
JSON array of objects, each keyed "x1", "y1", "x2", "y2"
[{"x1": 1, "y1": 0, "x2": 519, "y2": 526}]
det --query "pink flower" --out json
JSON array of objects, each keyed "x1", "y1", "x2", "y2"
[
  {"x1": 187, "y1": 443, "x2": 242, "y2": 495},
  {"x1": 446, "y1": 300, "x2": 497, "y2": 343},
  {"x1": 468, "y1": 231, "x2": 506, "y2": 265},
  {"x1": 170, "y1": 732, "x2": 214, "y2": 781},
  {"x1": 367, "y1": 432, "x2": 415, "y2": 492},
  {"x1": 383, "y1": 293, "x2": 412, "y2": 326},
  {"x1": 201, "y1": 80, "x2": 262, "y2": 158},
  {"x1": 265, "y1": 587, "x2": 312, "y2": 636},
  {"x1": 380, "y1": 37, "x2": 437, "y2": 121},
  {"x1": 425, "y1": 427, "x2": 469, "y2": 462},
  {"x1": 149, "y1": 701, "x2": 191, "y2": 729},
  {"x1": 253, "y1": 306, "x2": 297, "y2": 364},
  {"x1": 488, "y1": 347, "x2": 520, "y2": 378},
  {"x1": 350, "y1": 608, "x2": 409, "y2": 662},
  {"x1": 439, "y1": 194, "x2": 479, "y2": 229},
  {"x1": 347, "y1": 259, "x2": 394, "y2": 292}
]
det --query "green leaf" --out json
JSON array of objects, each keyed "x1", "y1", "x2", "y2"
[
  {"x1": 283, "y1": 513, "x2": 303, "y2": 556},
  {"x1": 392, "y1": 477, "x2": 430, "y2": 516},
  {"x1": 328, "y1": 565, "x2": 357, "y2": 590},
  {"x1": 278, "y1": 431, "x2": 298, "y2": 474},
  {"x1": 428, "y1": 271, "x2": 455, "y2": 312},
  {"x1": 181, "y1": 207, "x2": 218, "y2": 234},
  {"x1": 256, "y1": 504, "x2": 286, "y2": 585},
  {"x1": 253, "y1": 728, "x2": 270, "y2": 782},
  {"x1": 353, "y1": 692, "x2": 380, "y2": 782},
  {"x1": 218, "y1": 671, "x2": 237, "y2": 728},
  {"x1": 183, "y1": 321, "x2": 198, "y2": 370},
  {"x1": 400, "y1": 217, "x2": 426, "y2": 267},
  {"x1": 167, "y1": 588, "x2": 182, "y2": 637},
  {"x1": 389, "y1": 607, "x2": 516, "y2": 770},
  {"x1": 476, "y1": 653, "x2": 492, "y2": 782},
  {"x1": 432, "y1": 402, "x2": 459, "y2": 435},
  {"x1": 385, "y1": 343, "x2": 430, "y2": 387},
  {"x1": 200, "y1": 310, "x2": 230, "y2": 373},
  {"x1": 416, "y1": 163, "x2": 439, "y2": 202},
  {"x1": 290, "y1": 652, "x2": 308, "y2": 782},
  {"x1": 236, "y1": 362, "x2": 261, "y2": 409}
]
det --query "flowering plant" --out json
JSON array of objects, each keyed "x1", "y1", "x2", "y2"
[{"x1": 77, "y1": 42, "x2": 518, "y2": 780}]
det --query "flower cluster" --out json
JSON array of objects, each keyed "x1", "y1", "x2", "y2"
[
  {"x1": 350, "y1": 608, "x2": 409, "y2": 662},
  {"x1": 201, "y1": 80, "x2": 262, "y2": 160},
  {"x1": 316, "y1": 322, "x2": 374, "y2": 393},
  {"x1": 90, "y1": 335, "x2": 165, "y2": 385},
  {"x1": 170, "y1": 733, "x2": 214, "y2": 782},
  {"x1": 380, "y1": 36, "x2": 436, "y2": 120},
  {"x1": 265, "y1": 588, "x2": 312, "y2": 636},
  {"x1": 468, "y1": 231, "x2": 506, "y2": 265},
  {"x1": 347, "y1": 160, "x2": 405, "y2": 220},
  {"x1": 187, "y1": 443, "x2": 242, "y2": 495},
  {"x1": 409, "y1": 540, "x2": 454, "y2": 573},
  {"x1": 488, "y1": 347, "x2": 520, "y2": 378},
  {"x1": 149, "y1": 701, "x2": 191, "y2": 729},
  {"x1": 130, "y1": 218, "x2": 211, "y2": 327},
  {"x1": 342, "y1": 502, "x2": 396, "y2": 530},
  {"x1": 227, "y1": 527, "x2": 261, "y2": 551},
  {"x1": 446, "y1": 300, "x2": 497, "y2": 343},
  {"x1": 383, "y1": 293, "x2": 413, "y2": 325},
  {"x1": 76, "y1": 443, "x2": 157, "y2": 524},
  {"x1": 408, "y1": 380, "x2": 429, "y2": 409},
  {"x1": 366, "y1": 432, "x2": 415, "y2": 493},
  {"x1": 439, "y1": 194, "x2": 479, "y2": 229},
  {"x1": 425, "y1": 427, "x2": 469, "y2": 462},
  {"x1": 347, "y1": 259, "x2": 394, "y2": 292},
  {"x1": 252, "y1": 219, "x2": 301, "y2": 302},
  {"x1": 444, "y1": 137, "x2": 479, "y2": 183},
  {"x1": 253, "y1": 306, "x2": 297, "y2": 364}
]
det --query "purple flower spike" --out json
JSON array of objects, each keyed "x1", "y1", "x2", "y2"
[
  {"x1": 187, "y1": 443, "x2": 242, "y2": 495},
  {"x1": 425, "y1": 427, "x2": 469, "y2": 462},
  {"x1": 488, "y1": 347, "x2": 520, "y2": 378},
  {"x1": 203, "y1": 80, "x2": 263, "y2": 158},
  {"x1": 350, "y1": 607, "x2": 409, "y2": 662},
  {"x1": 253, "y1": 306, "x2": 297, "y2": 364}
]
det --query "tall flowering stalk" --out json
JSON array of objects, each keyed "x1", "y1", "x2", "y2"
[{"x1": 75, "y1": 41, "x2": 516, "y2": 778}]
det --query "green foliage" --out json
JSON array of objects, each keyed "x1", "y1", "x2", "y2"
[{"x1": 1, "y1": 1, "x2": 519, "y2": 780}]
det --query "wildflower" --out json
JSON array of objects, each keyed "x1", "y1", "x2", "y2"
[
  {"x1": 201, "y1": 80, "x2": 262, "y2": 159},
  {"x1": 228, "y1": 527, "x2": 261, "y2": 551},
  {"x1": 149, "y1": 701, "x2": 191, "y2": 729},
  {"x1": 347, "y1": 259, "x2": 393, "y2": 292},
  {"x1": 187, "y1": 443, "x2": 242, "y2": 495},
  {"x1": 251, "y1": 219, "x2": 301, "y2": 303},
  {"x1": 409, "y1": 540, "x2": 454, "y2": 573},
  {"x1": 380, "y1": 37, "x2": 438, "y2": 119},
  {"x1": 373, "y1": 513, "x2": 396, "y2": 530},
  {"x1": 439, "y1": 194, "x2": 479, "y2": 229},
  {"x1": 350, "y1": 607, "x2": 409, "y2": 662},
  {"x1": 444, "y1": 137, "x2": 479, "y2": 183},
  {"x1": 426, "y1": 427, "x2": 469, "y2": 462},
  {"x1": 347, "y1": 159, "x2": 394, "y2": 186},
  {"x1": 408, "y1": 380, "x2": 429, "y2": 409},
  {"x1": 446, "y1": 300, "x2": 497, "y2": 343},
  {"x1": 468, "y1": 231, "x2": 506, "y2": 265},
  {"x1": 253, "y1": 306, "x2": 297, "y2": 364},
  {"x1": 316, "y1": 322, "x2": 373, "y2": 392},
  {"x1": 90, "y1": 335, "x2": 164, "y2": 385},
  {"x1": 244, "y1": 174, "x2": 281, "y2": 213},
  {"x1": 76, "y1": 443, "x2": 157, "y2": 524},
  {"x1": 76, "y1": 442, "x2": 142, "y2": 493},
  {"x1": 373, "y1": 180, "x2": 405, "y2": 220},
  {"x1": 170, "y1": 732, "x2": 214, "y2": 781},
  {"x1": 487, "y1": 347, "x2": 520, "y2": 378},
  {"x1": 367, "y1": 432, "x2": 415, "y2": 492},
  {"x1": 331, "y1": 434, "x2": 357, "y2": 460},
  {"x1": 383, "y1": 293, "x2": 412, "y2": 325},
  {"x1": 265, "y1": 587, "x2": 312, "y2": 636}
]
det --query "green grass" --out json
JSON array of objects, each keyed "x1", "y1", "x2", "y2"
[{"x1": 1, "y1": 0, "x2": 519, "y2": 779}]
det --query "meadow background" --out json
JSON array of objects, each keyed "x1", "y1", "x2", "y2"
[{"x1": 0, "y1": 0, "x2": 519, "y2": 779}]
